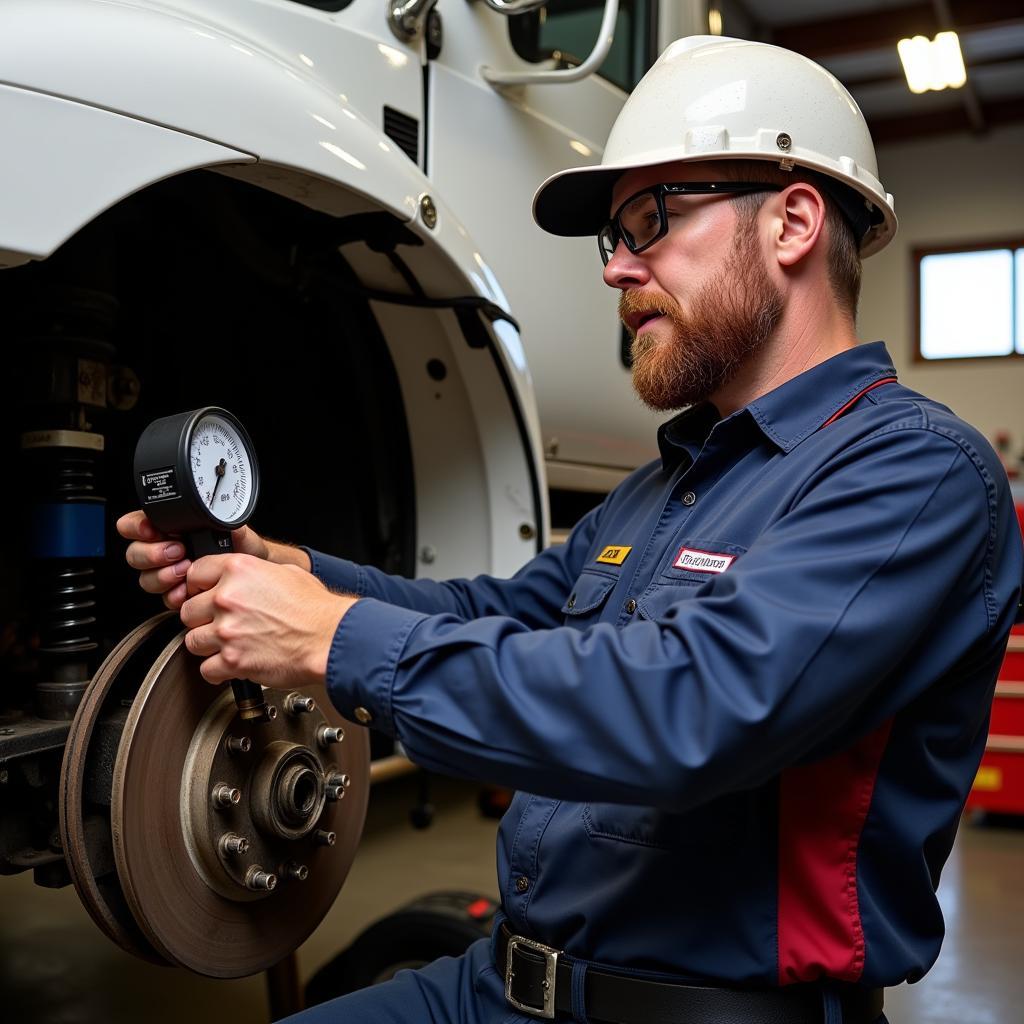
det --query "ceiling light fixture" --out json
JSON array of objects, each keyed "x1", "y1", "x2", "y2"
[{"x1": 897, "y1": 31, "x2": 967, "y2": 94}]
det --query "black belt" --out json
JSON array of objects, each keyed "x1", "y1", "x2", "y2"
[{"x1": 498, "y1": 924, "x2": 884, "y2": 1024}]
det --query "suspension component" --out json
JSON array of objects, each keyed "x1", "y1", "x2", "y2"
[{"x1": 17, "y1": 288, "x2": 119, "y2": 720}]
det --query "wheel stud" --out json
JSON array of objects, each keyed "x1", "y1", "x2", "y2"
[
  {"x1": 314, "y1": 829, "x2": 336, "y2": 847},
  {"x1": 212, "y1": 783, "x2": 241, "y2": 809},
  {"x1": 283, "y1": 861, "x2": 309, "y2": 881},
  {"x1": 285, "y1": 692, "x2": 316, "y2": 715},
  {"x1": 219, "y1": 833, "x2": 250, "y2": 856},
  {"x1": 325, "y1": 770, "x2": 350, "y2": 802},
  {"x1": 245, "y1": 866, "x2": 278, "y2": 891},
  {"x1": 226, "y1": 735, "x2": 251, "y2": 754},
  {"x1": 317, "y1": 725, "x2": 344, "y2": 747}
]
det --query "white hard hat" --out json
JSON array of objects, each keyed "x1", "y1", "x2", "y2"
[{"x1": 533, "y1": 36, "x2": 897, "y2": 257}]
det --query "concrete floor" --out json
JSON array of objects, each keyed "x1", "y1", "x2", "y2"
[{"x1": 0, "y1": 776, "x2": 1020, "y2": 1024}]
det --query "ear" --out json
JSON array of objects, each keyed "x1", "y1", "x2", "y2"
[{"x1": 769, "y1": 183, "x2": 826, "y2": 269}]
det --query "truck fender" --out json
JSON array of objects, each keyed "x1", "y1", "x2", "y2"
[
  {"x1": 0, "y1": 83, "x2": 253, "y2": 268},
  {"x1": 0, "y1": 0, "x2": 425, "y2": 234}
]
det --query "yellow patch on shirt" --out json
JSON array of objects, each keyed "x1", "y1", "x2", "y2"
[{"x1": 596, "y1": 545, "x2": 632, "y2": 566}]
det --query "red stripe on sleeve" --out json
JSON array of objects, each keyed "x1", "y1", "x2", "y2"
[{"x1": 777, "y1": 719, "x2": 894, "y2": 985}]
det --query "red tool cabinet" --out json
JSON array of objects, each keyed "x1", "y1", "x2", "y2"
[
  {"x1": 965, "y1": 500, "x2": 1024, "y2": 814},
  {"x1": 966, "y1": 627, "x2": 1024, "y2": 814}
]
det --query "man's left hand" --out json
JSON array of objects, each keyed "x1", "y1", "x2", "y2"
[{"x1": 180, "y1": 554, "x2": 357, "y2": 688}]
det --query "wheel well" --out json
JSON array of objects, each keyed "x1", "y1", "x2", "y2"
[{"x1": 0, "y1": 167, "x2": 415, "y2": 705}]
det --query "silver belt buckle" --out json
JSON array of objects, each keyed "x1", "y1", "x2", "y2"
[{"x1": 505, "y1": 934, "x2": 559, "y2": 1019}]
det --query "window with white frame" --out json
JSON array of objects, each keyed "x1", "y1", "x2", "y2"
[{"x1": 915, "y1": 242, "x2": 1024, "y2": 360}]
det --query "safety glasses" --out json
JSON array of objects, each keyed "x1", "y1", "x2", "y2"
[{"x1": 598, "y1": 181, "x2": 783, "y2": 265}]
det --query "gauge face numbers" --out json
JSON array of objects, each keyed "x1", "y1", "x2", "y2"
[{"x1": 189, "y1": 414, "x2": 252, "y2": 524}]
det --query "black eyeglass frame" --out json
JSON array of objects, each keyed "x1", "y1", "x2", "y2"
[{"x1": 598, "y1": 181, "x2": 784, "y2": 265}]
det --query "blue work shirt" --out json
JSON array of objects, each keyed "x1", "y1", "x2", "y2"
[{"x1": 311, "y1": 342, "x2": 1021, "y2": 989}]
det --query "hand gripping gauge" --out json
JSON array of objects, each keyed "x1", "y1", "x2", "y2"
[{"x1": 134, "y1": 407, "x2": 267, "y2": 720}]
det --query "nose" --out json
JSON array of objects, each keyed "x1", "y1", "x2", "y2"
[{"x1": 602, "y1": 240, "x2": 652, "y2": 290}]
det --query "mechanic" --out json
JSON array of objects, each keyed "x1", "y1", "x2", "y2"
[{"x1": 118, "y1": 37, "x2": 1021, "y2": 1024}]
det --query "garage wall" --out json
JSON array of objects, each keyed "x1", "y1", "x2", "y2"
[{"x1": 858, "y1": 123, "x2": 1024, "y2": 458}]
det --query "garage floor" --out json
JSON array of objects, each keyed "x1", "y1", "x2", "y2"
[{"x1": 0, "y1": 774, "x2": 1020, "y2": 1024}]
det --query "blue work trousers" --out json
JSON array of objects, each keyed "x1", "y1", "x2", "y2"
[
  {"x1": 279, "y1": 938, "x2": 515, "y2": 1023},
  {"x1": 279, "y1": 937, "x2": 890, "y2": 1024}
]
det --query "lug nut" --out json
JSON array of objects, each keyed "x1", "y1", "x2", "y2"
[
  {"x1": 283, "y1": 861, "x2": 309, "y2": 882},
  {"x1": 317, "y1": 725, "x2": 344, "y2": 748},
  {"x1": 285, "y1": 692, "x2": 316, "y2": 715},
  {"x1": 226, "y1": 735, "x2": 252, "y2": 754},
  {"x1": 245, "y1": 866, "x2": 278, "y2": 891},
  {"x1": 314, "y1": 829, "x2": 336, "y2": 847},
  {"x1": 219, "y1": 833, "x2": 250, "y2": 856},
  {"x1": 212, "y1": 783, "x2": 242, "y2": 809}
]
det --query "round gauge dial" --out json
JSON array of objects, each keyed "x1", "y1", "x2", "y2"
[
  {"x1": 189, "y1": 413, "x2": 253, "y2": 525},
  {"x1": 134, "y1": 406, "x2": 260, "y2": 535}
]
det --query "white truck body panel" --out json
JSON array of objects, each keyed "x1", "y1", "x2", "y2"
[{"x1": 430, "y1": 0, "x2": 662, "y2": 471}]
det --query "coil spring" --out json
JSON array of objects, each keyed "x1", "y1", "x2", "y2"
[{"x1": 37, "y1": 566, "x2": 98, "y2": 655}]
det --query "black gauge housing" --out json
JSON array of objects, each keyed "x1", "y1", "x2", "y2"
[{"x1": 133, "y1": 406, "x2": 260, "y2": 536}]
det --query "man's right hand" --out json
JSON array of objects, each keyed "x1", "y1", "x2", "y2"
[{"x1": 116, "y1": 511, "x2": 310, "y2": 610}]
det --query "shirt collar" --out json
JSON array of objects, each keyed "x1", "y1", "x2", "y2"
[{"x1": 658, "y1": 342, "x2": 898, "y2": 468}]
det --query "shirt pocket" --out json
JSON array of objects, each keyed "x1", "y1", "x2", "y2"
[
  {"x1": 561, "y1": 569, "x2": 617, "y2": 627},
  {"x1": 636, "y1": 539, "x2": 749, "y2": 621},
  {"x1": 583, "y1": 795, "x2": 755, "y2": 850}
]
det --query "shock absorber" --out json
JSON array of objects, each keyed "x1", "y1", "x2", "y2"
[{"x1": 18, "y1": 286, "x2": 116, "y2": 721}]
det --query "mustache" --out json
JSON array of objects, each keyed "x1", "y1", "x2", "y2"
[{"x1": 618, "y1": 290, "x2": 685, "y2": 337}]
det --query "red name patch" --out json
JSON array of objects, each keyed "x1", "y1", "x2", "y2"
[{"x1": 673, "y1": 547, "x2": 735, "y2": 574}]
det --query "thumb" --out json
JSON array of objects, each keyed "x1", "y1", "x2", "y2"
[{"x1": 231, "y1": 525, "x2": 269, "y2": 560}]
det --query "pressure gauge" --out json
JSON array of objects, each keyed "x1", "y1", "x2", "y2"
[
  {"x1": 134, "y1": 407, "x2": 268, "y2": 720},
  {"x1": 134, "y1": 407, "x2": 260, "y2": 537}
]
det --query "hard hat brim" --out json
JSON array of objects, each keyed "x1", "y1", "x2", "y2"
[
  {"x1": 532, "y1": 156, "x2": 897, "y2": 258},
  {"x1": 533, "y1": 163, "x2": 627, "y2": 239}
]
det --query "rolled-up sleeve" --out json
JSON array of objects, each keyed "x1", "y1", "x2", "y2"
[{"x1": 326, "y1": 427, "x2": 1020, "y2": 808}]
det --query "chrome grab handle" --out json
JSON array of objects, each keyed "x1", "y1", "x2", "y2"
[
  {"x1": 477, "y1": 0, "x2": 549, "y2": 13},
  {"x1": 480, "y1": 0, "x2": 620, "y2": 88}
]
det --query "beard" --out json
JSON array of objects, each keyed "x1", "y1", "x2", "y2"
[{"x1": 620, "y1": 219, "x2": 784, "y2": 412}]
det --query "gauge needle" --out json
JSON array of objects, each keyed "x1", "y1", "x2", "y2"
[{"x1": 208, "y1": 458, "x2": 227, "y2": 508}]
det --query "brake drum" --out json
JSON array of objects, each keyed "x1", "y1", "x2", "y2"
[{"x1": 60, "y1": 612, "x2": 369, "y2": 977}]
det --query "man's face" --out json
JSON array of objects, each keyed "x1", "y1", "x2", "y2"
[{"x1": 603, "y1": 162, "x2": 784, "y2": 412}]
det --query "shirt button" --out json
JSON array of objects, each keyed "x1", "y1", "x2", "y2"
[
  {"x1": 515, "y1": 876, "x2": 530, "y2": 893},
  {"x1": 625, "y1": 599, "x2": 637, "y2": 615},
  {"x1": 681, "y1": 491, "x2": 696, "y2": 506},
  {"x1": 567, "y1": 594, "x2": 576, "y2": 609},
  {"x1": 354, "y1": 706, "x2": 373, "y2": 724}
]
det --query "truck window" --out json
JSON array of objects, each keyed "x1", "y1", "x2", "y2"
[{"x1": 509, "y1": 0, "x2": 657, "y2": 93}]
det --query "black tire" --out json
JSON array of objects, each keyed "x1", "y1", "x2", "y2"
[{"x1": 305, "y1": 894, "x2": 496, "y2": 1006}]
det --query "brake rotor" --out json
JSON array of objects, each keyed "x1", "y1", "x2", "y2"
[
  {"x1": 111, "y1": 632, "x2": 369, "y2": 978},
  {"x1": 59, "y1": 611, "x2": 182, "y2": 965}
]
